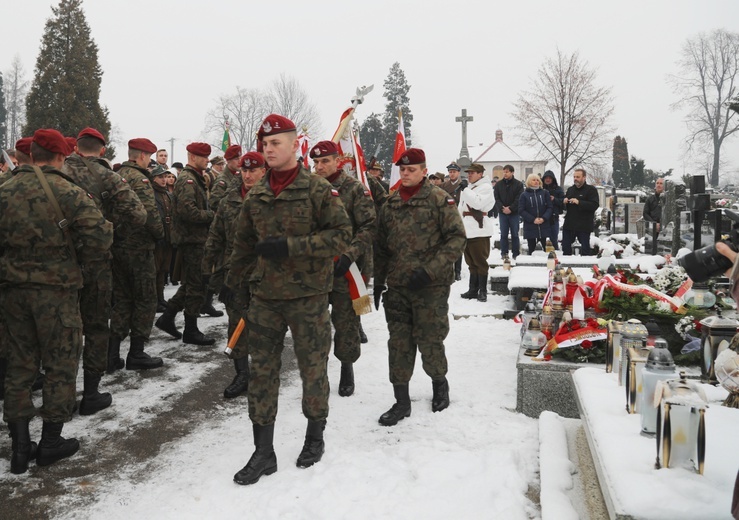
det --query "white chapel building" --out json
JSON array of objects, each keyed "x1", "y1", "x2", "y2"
[{"x1": 473, "y1": 129, "x2": 548, "y2": 182}]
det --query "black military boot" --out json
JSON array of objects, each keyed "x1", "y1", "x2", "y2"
[
  {"x1": 223, "y1": 357, "x2": 249, "y2": 399},
  {"x1": 79, "y1": 370, "x2": 112, "y2": 416},
  {"x1": 155, "y1": 304, "x2": 182, "y2": 340},
  {"x1": 338, "y1": 362, "x2": 355, "y2": 397},
  {"x1": 107, "y1": 336, "x2": 125, "y2": 374},
  {"x1": 358, "y1": 322, "x2": 368, "y2": 344},
  {"x1": 432, "y1": 378, "x2": 450, "y2": 412},
  {"x1": 296, "y1": 419, "x2": 326, "y2": 468},
  {"x1": 8, "y1": 420, "x2": 37, "y2": 474},
  {"x1": 0, "y1": 357, "x2": 6, "y2": 400},
  {"x1": 477, "y1": 274, "x2": 488, "y2": 302},
  {"x1": 183, "y1": 314, "x2": 215, "y2": 346},
  {"x1": 460, "y1": 272, "x2": 479, "y2": 299},
  {"x1": 126, "y1": 337, "x2": 164, "y2": 370},
  {"x1": 36, "y1": 421, "x2": 79, "y2": 467},
  {"x1": 233, "y1": 423, "x2": 278, "y2": 485},
  {"x1": 200, "y1": 291, "x2": 224, "y2": 318},
  {"x1": 156, "y1": 300, "x2": 167, "y2": 313},
  {"x1": 379, "y1": 384, "x2": 411, "y2": 426}
]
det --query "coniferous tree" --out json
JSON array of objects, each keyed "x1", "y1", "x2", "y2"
[
  {"x1": 24, "y1": 0, "x2": 114, "y2": 156},
  {"x1": 358, "y1": 113, "x2": 384, "y2": 171},
  {"x1": 630, "y1": 155, "x2": 646, "y2": 186},
  {"x1": 378, "y1": 62, "x2": 413, "y2": 169},
  {"x1": 0, "y1": 72, "x2": 7, "y2": 148},
  {"x1": 612, "y1": 136, "x2": 630, "y2": 187}
]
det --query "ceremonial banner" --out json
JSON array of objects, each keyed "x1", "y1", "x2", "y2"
[
  {"x1": 221, "y1": 123, "x2": 231, "y2": 152},
  {"x1": 389, "y1": 109, "x2": 406, "y2": 192}
]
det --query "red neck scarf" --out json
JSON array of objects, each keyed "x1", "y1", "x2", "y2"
[
  {"x1": 269, "y1": 165, "x2": 300, "y2": 197},
  {"x1": 326, "y1": 171, "x2": 342, "y2": 184},
  {"x1": 240, "y1": 184, "x2": 249, "y2": 199},
  {"x1": 399, "y1": 182, "x2": 423, "y2": 201}
]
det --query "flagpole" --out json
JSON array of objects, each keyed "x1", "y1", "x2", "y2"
[{"x1": 331, "y1": 85, "x2": 373, "y2": 143}]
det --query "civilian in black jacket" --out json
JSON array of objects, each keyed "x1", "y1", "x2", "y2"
[
  {"x1": 542, "y1": 170, "x2": 565, "y2": 249},
  {"x1": 642, "y1": 178, "x2": 664, "y2": 230},
  {"x1": 493, "y1": 165, "x2": 524, "y2": 258},
  {"x1": 562, "y1": 168, "x2": 599, "y2": 256}
]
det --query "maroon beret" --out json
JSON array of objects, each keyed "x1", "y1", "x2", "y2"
[
  {"x1": 65, "y1": 137, "x2": 77, "y2": 153},
  {"x1": 224, "y1": 144, "x2": 242, "y2": 161},
  {"x1": 15, "y1": 137, "x2": 32, "y2": 156},
  {"x1": 259, "y1": 114, "x2": 296, "y2": 138},
  {"x1": 240, "y1": 151, "x2": 265, "y2": 169},
  {"x1": 33, "y1": 129, "x2": 71, "y2": 156},
  {"x1": 78, "y1": 126, "x2": 106, "y2": 145},
  {"x1": 186, "y1": 142, "x2": 211, "y2": 157},
  {"x1": 128, "y1": 138, "x2": 158, "y2": 154},
  {"x1": 309, "y1": 140, "x2": 339, "y2": 158},
  {"x1": 395, "y1": 148, "x2": 426, "y2": 166}
]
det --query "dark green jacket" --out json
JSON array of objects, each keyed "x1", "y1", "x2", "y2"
[
  {"x1": 116, "y1": 161, "x2": 164, "y2": 250},
  {"x1": 172, "y1": 165, "x2": 214, "y2": 246}
]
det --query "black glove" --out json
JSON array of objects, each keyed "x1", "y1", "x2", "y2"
[
  {"x1": 374, "y1": 285, "x2": 386, "y2": 310},
  {"x1": 334, "y1": 254, "x2": 352, "y2": 278},
  {"x1": 255, "y1": 237, "x2": 289, "y2": 259},
  {"x1": 408, "y1": 268, "x2": 432, "y2": 290},
  {"x1": 218, "y1": 284, "x2": 233, "y2": 305},
  {"x1": 456, "y1": 180, "x2": 468, "y2": 193}
]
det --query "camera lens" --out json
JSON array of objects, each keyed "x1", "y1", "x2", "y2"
[{"x1": 678, "y1": 244, "x2": 733, "y2": 282}]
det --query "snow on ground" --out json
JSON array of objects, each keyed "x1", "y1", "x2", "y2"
[{"x1": 5, "y1": 275, "x2": 539, "y2": 519}]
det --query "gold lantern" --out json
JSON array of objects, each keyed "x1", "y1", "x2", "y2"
[
  {"x1": 625, "y1": 344, "x2": 651, "y2": 414},
  {"x1": 618, "y1": 319, "x2": 648, "y2": 387}
]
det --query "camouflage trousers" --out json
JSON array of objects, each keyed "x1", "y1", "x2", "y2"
[
  {"x1": 246, "y1": 294, "x2": 331, "y2": 425},
  {"x1": 110, "y1": 247, "x2": 157, "y2": 340},
  {"x1": 225, "y1": 280, "x2": 249, "y2": 361},
  {"x1": 382, "y1": 285, "x2": 450, "y2": 385},
  {"x1": 168, "y1": 244, "x2": 207, "y2": 317},
  {"x1": 329, "y1": 278, "x2": 360, "y2": 363},
  {"x1": 207, "y1": 262, "x2": 225, "y2": 295},
  {"x1": 154, "y1": 242, "x2": 173, "y2": 302},
  {"x1": 1, "y1": 287, "x2": 82, "y2": 423},
  {"x1": 80, "y1": 258, "x2": 113, "y2": 377}
]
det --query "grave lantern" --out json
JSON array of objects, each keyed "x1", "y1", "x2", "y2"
[
  {"x1": 625, "y1": 342, "x2": 652, "y2": 414},
  {"x1": 684, "y1": 282, "x2": 717, "y2": 309},
  {"x1": 539, "y1": 306, "x2": 556, "y2": 339},
  {"x1": 655, "y1": 373, "x2": 708, "y2": 475},
  {"x1": 572, "y1": 238, "x2": 582, "y2": 256},
  {"x1": 699, "y1": 314, "x2": 738, "y2": 384},
  {"x1": 618, "y1": 319, "x2": 648, "y2": 387},
  {"x1": 551, "y1": 269, "x2": 564, "y2": 311},
  {"x1": 546, "y1": 251, "x2": 557, "y2": 271},
  {"x1": 640, "y1": 339, "x2": 677, "y2": 434},
  {"x1": 522, "y1": 317, "x2": 548, "y2": 357}
]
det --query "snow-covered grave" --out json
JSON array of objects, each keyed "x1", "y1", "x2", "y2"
[{"x1": 573, "y1": 368, "x2": 738, "y2": 520}]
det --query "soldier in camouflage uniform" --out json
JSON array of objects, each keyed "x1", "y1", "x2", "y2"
[
  {"x1": 201, "y1": 144, "x2": 242, "y2": 317},
  {"x1": 225, "y1": 114, "x2": 351, "y2": 486},
  {"x1": 155, "y1": 142, "x2": 216, "y2": 346},
  {"x1": 110, "y1": 138, "x2": 165, "y2": 370},
  {"x1": 151, "y1": 165, "x2": 174, "y2": 312},
  {"x1": 374, "y1": 148, "x2": 466, "y2": 427},
  {"x1": 309, "y1": 140, "x2": 376, "y2": 397},
  {"x1": 62, "y1": 128, "x2": 147, "y2": 413},
  {"x1": 204, "y1": 151, "x2": 266, "y2": 399},
  {"x1": 0, "y1": 129, "x2": 113, "y2": 473}
]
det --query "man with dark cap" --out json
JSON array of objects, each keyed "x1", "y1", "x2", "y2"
[
  {"x1": 493, "y1": 164, "x2": 524, "y2": 259},
  {"x1": 205, "y1": 151, "x2": 266, "y2": 399},
  {"x1": 441, "y1": 162, "x2": 467, "y2": 280},
  {"x1": 62, "y1": 128, "x2": 147, "y2": 413},
  {"x1": 224, "y1": 114, "x2": 351, "y2": 485},
  {"x1": 156, "y1": 142, "x2": 217, "y2": 346},
  {"x1": 110, "y1": 138, "x2": 165, "y2": 371},
  {"x1": 151, "y1": 164, "x2": 175, "y2": 313},
  {"x1": 459, "y1": 163, "x2": 495, "y2": 302},
  {"x1": 0, "y1": 129, "x2": 113, "y2": 473},
  {"x1": 374, "y1": 148, "x2": 466, "y2": 427},
  {"x1": 310, "y1": 140, "x2": 376, "y2": 398},
  {"x1": 368, "y1": 162, "x2": 389, "y2": 192}
]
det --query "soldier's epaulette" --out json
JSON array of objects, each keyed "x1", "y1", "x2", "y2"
[
  {"x1": 187, "y1": 179, "x2": 194, "y2": 184},
  {"x1": 331, "y1": 189, "x2": 339, "y2": 197}
]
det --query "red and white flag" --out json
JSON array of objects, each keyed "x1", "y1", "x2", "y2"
[
  {"x1": 297, "y1": 132, "x2": 310, "y2": 169},
  {"x1": 389, "y1": 109, "x2": 406, "y2": 192}
]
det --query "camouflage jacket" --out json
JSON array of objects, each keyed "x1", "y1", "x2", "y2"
[
  {"x1": 116, "y1": 161, "x2": 164, "y2": 250},
  {"x1": 226, "y1": 166, "x2": 352, "y2": 300},
  {"x1": 0, "y1": 165, "x2": 113, "y2": 289},
  {"x1": 366, "y1": 174, "x2": 389, "y2": 209},
  {"x1": 203, "y1": 184, "x2": 245, "y2": 275},
  {"x1": 330, "y1": 172, "x2": 376, "y2": 283},
  {"x1": 375, "y1": 179, "x2": 466, "y2": 288},
  {"x1": 62, "y1": 153, "x2": 146, "y2": 228},
  {"x1": 209, "y1": 166, "x2": 241, "y2": 212},
  {"x1": 172, "y1": 165, "x2": 214, "y2": 246},
  {"x1": 153, "y1": 183, "x2": 174, "y2": 245}
]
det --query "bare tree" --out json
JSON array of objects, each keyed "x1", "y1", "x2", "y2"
[
  {"x1": 670, "y1": 29, "x2": 739, "y2": 187},
  {"x1": 3, "y1": 54, "x2": 29, "y2": 146},
  {"x1": 266, "y1": 73, "x2": 322, "y2": 135},
  {"x1": 204, "y1": 86, "x2": 268, "y2": 151},
  {"x1": 512, "y1": 49, "x2": 615, "y2": 186}
]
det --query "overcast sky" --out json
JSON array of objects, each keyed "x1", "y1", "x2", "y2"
[{"x1": 4, "y1": 0, "x2": 739, "y2": 179}]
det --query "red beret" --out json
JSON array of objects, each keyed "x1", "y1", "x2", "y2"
[
  {"x1": 395, "y1": 148, "x2": 426, "y2": 166},
  {"x1": 65, "y1": 137, "x2": 77, "y2": 153},
  {"x1": 259, "y1": 114, "x2": 296, "y2": 138},
  {"x1": 186, "y1": 142, "x2": 211, "y2": 157},
  {"x1": 128, "y1": 138, "x2": 157, "y2": 154},
  {"x1": 33, "y1": 129, "x2": 71, "y2": 156},
  {"x1": 224, "y1": 144, "x2": 242, "y2": 161},
  {"x1": 15, "y1": 137, "x2": 32, "y2": 156},
  {"x1": 309, "y1": 140, "x2": 339, "y2": 158},
  {"x1": 240, "y1": 151, "x2": 265, "y2": 169},
  {"x1": 77, "y1": 126, "x2": 106, "y2": 145}
]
